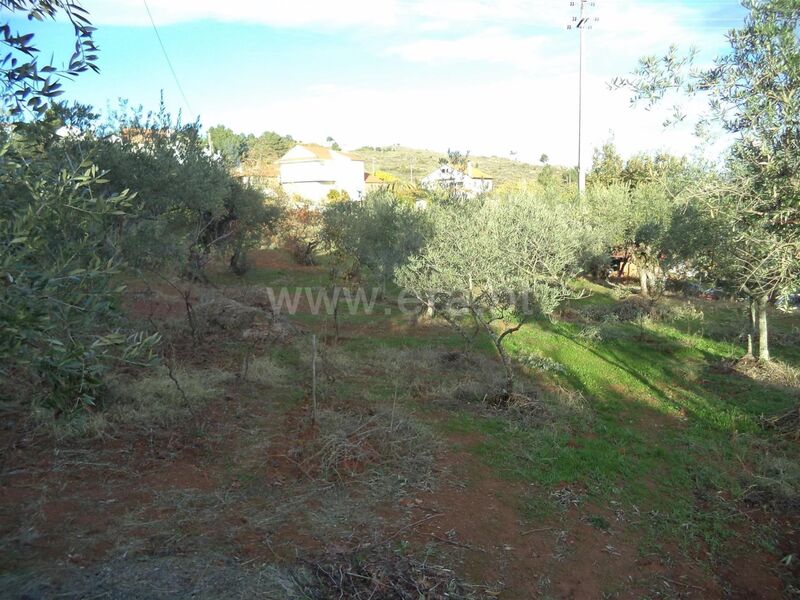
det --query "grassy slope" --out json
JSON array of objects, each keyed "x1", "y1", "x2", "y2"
[
  {"x1": 220, "y1": 260, "x2": 798, "y2": 509},
  {"x1": 446, "y1": 281, "x2": 800, "y2": 552},
  {"x1": 215, "y1": 256, "x2": 800, "y2": 559},
  {"x1": 354, "y1": 146, "x2": 543, "y2": 186}
]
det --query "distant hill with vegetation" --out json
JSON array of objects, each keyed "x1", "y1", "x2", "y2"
[
  {"x1": 355, "y1": 146, "x2": 544, "y2": 186},
  {"x1": 207, "y1": 129, "x2": 553, "y2": 187}
]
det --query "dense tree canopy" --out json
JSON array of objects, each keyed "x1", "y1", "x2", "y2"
[
  {"x1": 93, "y1": 103, "x2": 282, "y2": 279},
  {"x1": 396, "y1": 192, "x2": 582, "y2": 396},
  {"x1": 207, "y1": 126, "x2": 295, "y2": 169},
  {"x1": 617, "y1": 0, "x2": 800, "y2": 360},
  {"x1": 0, "y1": 3, "x2": 161, "y2": 411},
  {"x1": 1, "y1": 2, "x2": 280, "y2": 412},
  {"x1": 322, "y1": 190, "x2": 430, "y2": 293},
  {"x1": 582, "y1": 143, "x2": 699, "y2": 294}
]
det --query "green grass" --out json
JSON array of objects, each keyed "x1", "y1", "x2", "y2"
[
  {"x1": 441, "y1": 293, "x2": 800, "y2": 552},
  {"x1": 567, "y1": 278, "x2": 620, "y2": 307}
]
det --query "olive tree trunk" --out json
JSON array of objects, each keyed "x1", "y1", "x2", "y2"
[
  {"x1": 639, "y1": 267, "x2": 649, "y2": 298},
  {"x1": 757, "y1": 294, "x2": 770, "y2": 362},
  {"x1": 482, "y1": 317, "x2": 527, "y2": 399},
  {"x1": 494, "y1": 338, "x2": 515, "y2": 398},
  {"x1": 425, "y1": 292, "x2": 435, "y2": 318},
  {"x1": 745, "y1": 298, "x2": 757, "y2": 358}
]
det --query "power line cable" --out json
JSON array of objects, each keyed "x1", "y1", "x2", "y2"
[{"x1": 142, "y1": 0, "x2": 194, "y2": 115}]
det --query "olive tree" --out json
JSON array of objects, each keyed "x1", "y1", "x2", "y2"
[
  {"x1": 1, "y1": 2, "x2": 160, "y2": 412},
  {"x1": 322, "y1": 190, "x2": 430, "y2": 295},
  {"x1": 583, "y1": 143, "x2": 697, "y2": 293},
  {"x1": 1, "y1": 127, "x2": 160, "y2": 411},
  {"x1": 616, "y1": 0, "x2": 800, "y2": 361},
  {"x1": 93, "y1": 103, "x2": 281, "y2": 280},
  {"x1": 396, "y1": 193, "x2": 583, "y2": 398}
]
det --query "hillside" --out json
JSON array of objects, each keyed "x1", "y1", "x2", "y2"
[{"x1": 355, "y1": 146, "x2": 543, "y2": 186}]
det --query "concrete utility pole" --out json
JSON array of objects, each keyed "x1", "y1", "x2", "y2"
[{"x1": 568, "y1": 0, "x2": 597, "y2": 195}]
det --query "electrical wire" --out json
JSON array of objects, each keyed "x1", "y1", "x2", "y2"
[{"x1": 142, "y1": 0, "x2": 194, "y2": 115}]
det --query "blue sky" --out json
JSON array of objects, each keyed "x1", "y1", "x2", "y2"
[{"x1": 9, "y1": 0, "x2": 746, "y2": 165}]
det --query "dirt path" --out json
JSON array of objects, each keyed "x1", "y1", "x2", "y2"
[{"x1": 389, "y1": 430, "x2": 731, "y2": 600}]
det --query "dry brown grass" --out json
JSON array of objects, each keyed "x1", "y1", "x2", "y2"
[
  {"x1": 734, "y1": 358, "x2": 800, "y2": 390},
  {"x1": 299, "y1": 407, "x2": 437, "y2": 490},
  {"x1": 289, "y1": 548, "x2": 494, "y2": 599}
]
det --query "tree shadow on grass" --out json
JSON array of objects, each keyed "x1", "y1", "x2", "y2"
[{"x1": 524, "y1": 318, "x2": 797, "y2": 435}]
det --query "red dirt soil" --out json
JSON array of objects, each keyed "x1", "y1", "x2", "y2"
[
  {"x1": 1, "y1": 386, "x2": 793, "y2": 598},
  {"x1": 396, "y1": 433, "x2": 747, "y2": 599}
]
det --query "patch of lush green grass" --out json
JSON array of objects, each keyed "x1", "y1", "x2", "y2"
[
  {"x1": 441, "y1": 294, "x2": 799, "y2": 551},
  {"x1": 567, "y1": 279, "x2": 619, "y2": 307}
]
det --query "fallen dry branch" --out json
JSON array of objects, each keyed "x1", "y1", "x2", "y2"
[
  {"x1": 429, "y1": 533, "x2": 487, "y2": 553},
  {"x1": 762, "y1": 405, "x2": 800, "y2": 438},
  {"x1": 290, "y1": 548, "x2": 493, "y2": 599}
]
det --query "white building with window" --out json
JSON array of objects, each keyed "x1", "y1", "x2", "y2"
[
  {"x1": 278, "y1": 144, "x2": 365, "y2": 204},
  {"x1": 421, "y1": 162, "x2": 494, "y2": 197}
]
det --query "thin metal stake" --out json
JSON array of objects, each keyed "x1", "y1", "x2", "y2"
[{"x1": 311, "y1": 334, "x2": 317, "y2": 424}]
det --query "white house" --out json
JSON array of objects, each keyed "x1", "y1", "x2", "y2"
[
  {"x1": 278, "y1": 144, "x2": 366, "y2": 204},
  {"x1": 420, "y1": 162, "x2": 494, "y2": 197}
]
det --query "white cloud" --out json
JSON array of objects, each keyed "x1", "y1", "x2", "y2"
[
  {"x1": 400, "y1": 0, "x2": 564, "y2": 30},
  {"x1": 79, "y1": 0, "x2": 737, "y2": 40},
  {"x1": 388, "y1": 29, "x2": 549, "y2": 70},
  {"x1": 387, "y1": 0, "x2": 725, "y2": 70},
  {"x1": 73, "y1": 0, "x2": 738, "y2": 166},
  {"x1": 80, "y1": 0, "x2": 399, "y2": 28},
  {"x1": 80, "y1": 0, "x2": 562, "y2": 29},
  {"x1": 368, "y1": 0, "x2": 729, "y2": 165},
  {"x1": 201, "y1": 74, "x2": 711, "y2": 169}
]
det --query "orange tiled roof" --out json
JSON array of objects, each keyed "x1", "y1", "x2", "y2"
[
  {"x1": 280, "y1": 144, "x2": 363, "y2": 162},
  {"x1": 298, "y1": 144, "x2": 333, "y2": 159}
]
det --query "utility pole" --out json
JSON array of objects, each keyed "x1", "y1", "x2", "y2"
[{"x1": 568, "y1": 1, "x2": 597, "y2": 195}]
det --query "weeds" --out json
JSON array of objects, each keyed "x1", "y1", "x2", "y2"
[
  {"x1": 241, "y1": 352, "x2": 289, "y2": 386},
  {"x1": 520, "y1": 354, "x2": 567, "y2": 375},
  {"x1": 745, "y1": 450, "x2": 800, "y2": 511},
  {"x1": 29, "y1": 365, "x2": 230, "y2": 437},
  {"x1": 298, "y1": 408, "x2": 437, "y2": 490}
]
